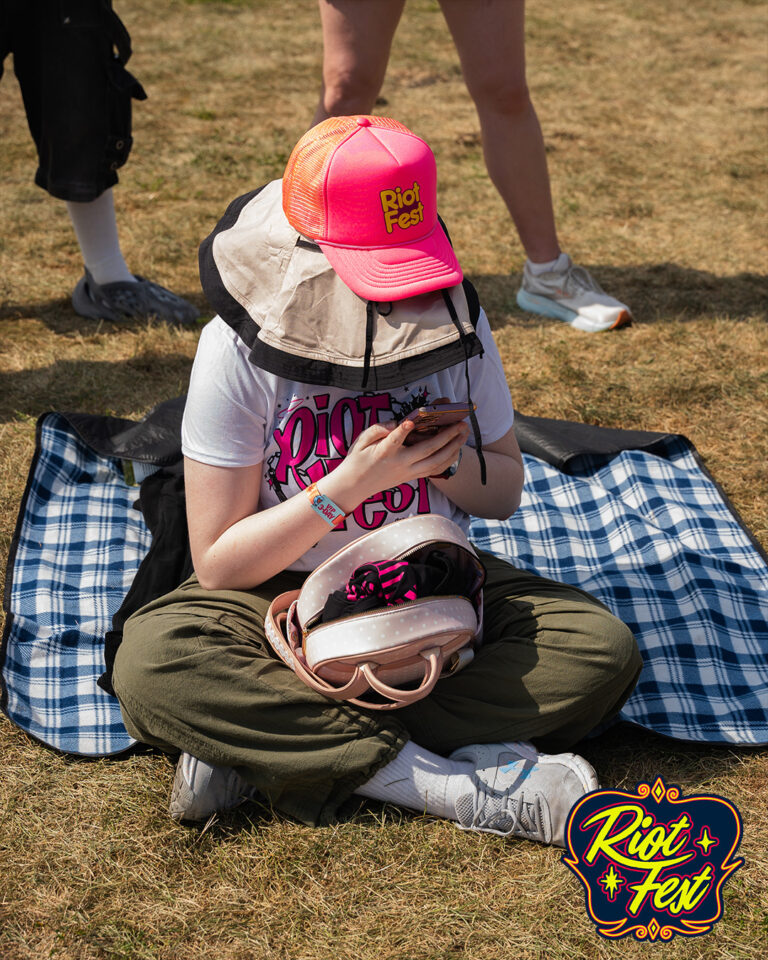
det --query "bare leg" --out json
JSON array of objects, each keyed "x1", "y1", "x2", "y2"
[
  {"x1": 439, "y1": 0, "x2": 560, "y2": 263},
  {"x1": 313, "y1": 0, "x2": 407, "y2": 125}
]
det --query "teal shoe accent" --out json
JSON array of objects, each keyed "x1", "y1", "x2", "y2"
[{"x1": 516, "y1": 288, "x2": 579, "y2": 326}]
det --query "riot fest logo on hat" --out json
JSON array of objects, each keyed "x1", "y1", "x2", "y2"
[{"x1": 380, "y1": 182, "x2": 424, "y2": 234}]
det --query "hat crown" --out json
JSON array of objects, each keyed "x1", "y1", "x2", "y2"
[
  {"x1": 283, "y1": 116, "x2": 436, "y2": 246},
  {"x1": 281, "y1": 115, "x2": 461, "y2": 301}
]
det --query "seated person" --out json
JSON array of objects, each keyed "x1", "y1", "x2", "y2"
[{"x1": 112, "y1": 116, "x2": 641, "y2": 846}]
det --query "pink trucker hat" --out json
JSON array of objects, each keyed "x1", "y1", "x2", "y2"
[{"x1": 282, "y1": 115, "x2": 463, "y2": 301}]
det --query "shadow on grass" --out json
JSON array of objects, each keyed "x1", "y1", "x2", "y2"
[
  {"x1": 4, "y1": 264, "x2": 767, "y2": 336},
  {"x1": 0, "y1": 354, "x2": 194, "y2": 423},
  {"x1": 473, "y1": 263, "x2": 768, "y2": 326},
  {"x1": 578, "y1": 721, "x2": 766, "y2": 792},
  {"x1": 127, "y1": 723, "x2": 765, "y2": 840}
]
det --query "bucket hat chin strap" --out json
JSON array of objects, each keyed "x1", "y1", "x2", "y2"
[{"x1": 441, "y1": 288, "x2": 487, "y2": 484}]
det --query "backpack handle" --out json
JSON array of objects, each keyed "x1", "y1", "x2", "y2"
[
  {"x1": 354, "y1": 647, "x2": 442, "y2": 710},
  {"x1": 270, "y1": 608, "x2": 371, "y2": 702}
]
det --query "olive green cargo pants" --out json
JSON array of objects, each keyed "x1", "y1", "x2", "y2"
[{"x1": 113, "y1": 550, "x2": 641, "y2": 826}]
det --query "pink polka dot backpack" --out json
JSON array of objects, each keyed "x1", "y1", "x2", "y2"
[{"x1": 265, "y1": 515, "x2": 485, "y2": 710}]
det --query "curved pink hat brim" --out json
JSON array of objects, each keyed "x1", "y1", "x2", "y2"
[{"x1": 317, "y1": 224, "x2": 463, "y2": 302}]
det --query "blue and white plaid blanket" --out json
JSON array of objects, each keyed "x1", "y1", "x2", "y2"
[
  {"x1": 2, "y1": 412, "x2": 767, "y2": 756},
  {"x1": 2, "y1": 415, "x2": 152, "y2": 755}
]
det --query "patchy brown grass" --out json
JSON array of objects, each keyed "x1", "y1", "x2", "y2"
[{"x1": 1, "y1": 0, "x2": 766, "y2": 957}]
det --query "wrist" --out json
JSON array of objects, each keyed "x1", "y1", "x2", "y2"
[
  {"x1": 431, "y1": 446, "x2": 463, "y2": 480},
  {"x1": 304, "y1": 482, "x2": 349, "y2": 528},
  {"x1": 316, "y1": 467, "x2": 364, "y2": 517}
]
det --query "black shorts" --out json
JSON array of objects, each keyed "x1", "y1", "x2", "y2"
[{"x1": 0, "y1": 0, "x2": 147, "y2": 202}]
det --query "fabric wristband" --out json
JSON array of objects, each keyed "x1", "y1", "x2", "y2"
[{"x1": 305, "y1": 482, "x2": 349, "y2": 528}]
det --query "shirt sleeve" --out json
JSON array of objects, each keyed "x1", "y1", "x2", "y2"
[
  {"x1": 461, "y1": 308, "x2": 516, "y2": 445},
  {"x1": 181, "y1": 317, "x2": 271, "y2": 467}
]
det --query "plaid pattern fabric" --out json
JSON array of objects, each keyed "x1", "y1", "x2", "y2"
[
  {"x1": 3, "y1": 416, "x2": 767, "y2": 755},
  {"x1": 2, "y1": 414, "x2": 151, "y2": 755},
  {"x1": 470, "y1": 440, "x2": 768, "y2": 745}
]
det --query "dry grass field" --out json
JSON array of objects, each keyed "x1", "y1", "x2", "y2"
[{"x1": 1, "y1": 1, "x2": 767, "y2": 958}]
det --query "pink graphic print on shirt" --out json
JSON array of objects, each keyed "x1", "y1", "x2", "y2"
[{"x1": 264, "y1": 389, "x2": 434, "y2": 531}]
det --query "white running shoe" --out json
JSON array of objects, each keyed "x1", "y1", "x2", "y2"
[
  {"x1": 517, "y1": 255, "x2": 632, "y2": 332},
  {"x1": 169, "y1": 753, "x2": 258, "y2": 822},
  {"x1": 449, "y1": 741, "x2": 599, "y2": 846}
]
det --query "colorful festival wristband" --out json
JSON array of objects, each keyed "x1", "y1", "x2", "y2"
[{"x1": 305, "y1": 482, "x2": 348, "y2": 528}]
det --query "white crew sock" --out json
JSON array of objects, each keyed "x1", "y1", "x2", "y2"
[
  {"x1": 66, "y1": 189, "x2": 136, "y2": 286},
  {"x1": 355, "y1": 740, "x2": 475, "y2": 820},
  {"x1": 527, "y1": 251, "x2": 570, "y2": 276}
]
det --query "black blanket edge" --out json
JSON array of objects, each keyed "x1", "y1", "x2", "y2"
[{"x1": 513, "y1": 412, "x2": 768, "y2": 564}]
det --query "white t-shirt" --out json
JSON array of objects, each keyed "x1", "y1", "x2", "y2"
[{"x1": 182, "y1": 311, "x2": 515, "y2": 571}]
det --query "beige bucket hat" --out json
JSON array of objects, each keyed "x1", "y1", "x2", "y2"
[{"x1": 198, "y1": 180, "x2": 483, "y2": 391}]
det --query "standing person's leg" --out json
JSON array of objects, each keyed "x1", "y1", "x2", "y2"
[
  {"x1": 439, "y1": 0, "x2": 632, "y2": 332},
  {"x1": 441, "y1": 0, "x2": 557, "y2": 264},
  {"x1": 11, "y1": 0, "x2": 198, "y2": 324},
  {"x1": 66, "y1": 190, "x2": 135, "y2": 285},
  {"x1": 313, "y1": 0, "x2": 406, "y2": 124}
]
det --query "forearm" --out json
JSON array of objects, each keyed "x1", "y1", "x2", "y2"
[
  {"x1": 188, "y1": 419, "x2": 468, "y2": 591},
  {"x1": 429, "y1": 445, "x2": 524, "y2": 520},
  {"x1": 193, "y1": 467, "x2": 365, "y2": 590},
  {"x1": 195, "y1": 496, "x2": 329, "y2": 591}
]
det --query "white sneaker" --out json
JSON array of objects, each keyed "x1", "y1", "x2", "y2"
[
  {"x1": 448, "y1": 741, "x2": 598, "y2": 846},
  {"x1": 517, "y1": 255, "x2": 632, "y2": 332},
  {"x1": 169, "y1": 753, "x2": 258, "y2": 822}
]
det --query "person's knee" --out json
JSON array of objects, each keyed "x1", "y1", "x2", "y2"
[
  {"x1": 597, "y1": 612, "x2": 642, "y2": 688},
  {"x1": 111, "y1": 609, "x2": 175, "y2": 714},
  {"x1": 570, "y1": 604, "x2": 641, "y2": 686},
  {"x1": 470, "y1": 74, "x2": 533, "y2": 120},
  {"x1": 321, "y1": 64, "x2": 381, "y2": 115},
  {"x1": 111, "y1": 626, "x2": 153, "y2": 709}
]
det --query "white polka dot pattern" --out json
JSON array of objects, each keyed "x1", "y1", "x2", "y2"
[
  {"x1": 264, "y1": 515, "x2": 484, "y2": 709},
  {"x1": 296, "y1": 514, "x2": 481, "y2": 625}
]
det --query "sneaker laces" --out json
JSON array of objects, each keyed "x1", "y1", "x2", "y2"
[
  {"x1": 458, "y1": 780, "x2": 546, "y2": 842},
  {"x1": 559, "y1": 262, "x2": 607, "y2": 297}
]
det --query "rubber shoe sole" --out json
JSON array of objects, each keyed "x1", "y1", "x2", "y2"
[
  {"x1": 517, "y1": 288, "x2": 632, "y2": 333},
  {"x1": 72, "y1": 270, "x2": 199, "y2": 325}
]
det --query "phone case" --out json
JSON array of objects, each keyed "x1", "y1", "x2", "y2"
[{"x1": 402, "y1": 403, "x2": 474, "y2": 445}]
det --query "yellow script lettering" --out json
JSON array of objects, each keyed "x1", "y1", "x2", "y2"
[
  {"x1": 380, "y1": 183, "x2": 423, "y2": 233},
  {"x1": 628, "y1": 864, "x2": 713, "y2": 915}
]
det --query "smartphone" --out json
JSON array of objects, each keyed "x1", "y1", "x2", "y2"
[{"x1": 402, "y1": 400, "x2": 475, "y2": 445}]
